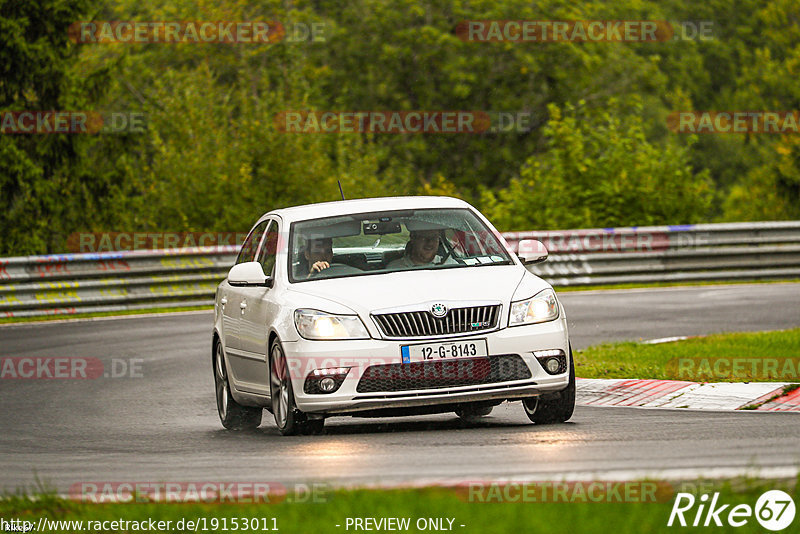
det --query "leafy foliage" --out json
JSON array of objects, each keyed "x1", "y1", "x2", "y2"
[
  {"x1": 1, "y1": 0, "x2": 799, "y2": 254},
  {"x1": 0, "y1": 0, "x2": 97, "y2": 254},
  {"x1": 482, "y1": 101, "x2": 713, "y2": 230}
]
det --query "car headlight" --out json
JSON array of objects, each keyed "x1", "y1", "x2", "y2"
[
  {"x1": 509, "y1": 288, "x2": 560, "y2": 326},
  {"x1": 294, "y1": 309, "x2": 370, "y2": 340}
]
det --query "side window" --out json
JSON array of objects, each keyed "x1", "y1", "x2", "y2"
[
  {"x1": 236, "y1": 220, "x2": 268, "y2": 264},
  {"x1": 257, "y1": 221, "x2": 279, "y2": 276}
]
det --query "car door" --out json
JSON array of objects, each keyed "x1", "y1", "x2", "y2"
[
  {"x1": 223, "y1": 219, "x2": 268, "y2": 380},
  {"x1": 217, "y1": 279, "x2": 239, "y2": 352},
  {"x1": 236, "y1": 219, "x2": 280, "y2": 395}
]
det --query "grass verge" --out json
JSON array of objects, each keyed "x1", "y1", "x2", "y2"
[
  {"x1": 574, "y1": 328, "x2": 800, "y2": 381},
  {"x1": 1, "y1": 478, "x2": 797, "y2": 534}
]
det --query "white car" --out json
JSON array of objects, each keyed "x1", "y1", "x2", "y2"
[{"x1": 212, "y1": 196, "x2": 574, "y2": 435}]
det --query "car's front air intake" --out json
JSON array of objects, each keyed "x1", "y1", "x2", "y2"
[
  {"x1": 372, "y1": 304, "x2": 500, "y2": 338},
  {"x1": 355, "y1": 354, "x2": 531, "y2": 393}
]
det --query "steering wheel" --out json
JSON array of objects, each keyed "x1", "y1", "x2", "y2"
[
  {"x1": 435, "y1": 248, "x2": 452, "y2": 265},
  {"x1": 435, "y1": 239, "x2": 466, "y2": 265}
]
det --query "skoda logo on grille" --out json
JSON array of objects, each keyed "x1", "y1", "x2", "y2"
[{"x1": 430, "y1": 303, "x2": 448, "y2": 318}]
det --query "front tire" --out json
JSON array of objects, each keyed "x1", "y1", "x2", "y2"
[
  {"x1": 214, "y1": 341, "x2": 262, "y2": 430},
  {"x1": 523, "y1": 347, "x2": 576, "y2": 424},
  {"x1": 269, "y1": 340, "x2": 324, "y2": 436}
]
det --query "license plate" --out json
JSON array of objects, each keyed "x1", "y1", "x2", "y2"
[{"x1": 401, "y1": 339, "x2": 488, "y2": 363}]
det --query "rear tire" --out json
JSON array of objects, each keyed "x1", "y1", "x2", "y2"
[
  {"x1": 523, "y1": 347, "x2": 575, "y2": 424},
  {"x1": 455, "y1": 405, "x2": 493, "y2": 421},
  {"x1": 301, "y1": 418, "x2": 326, "y2": 435},
  {"x1": 270, "y1": 340, "x2": 324, "y2": 436},
  {"x1": 214, "y1": 341, "x2": 262, "y2": 430}
]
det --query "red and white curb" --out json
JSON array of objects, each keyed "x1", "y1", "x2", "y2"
[
  {"x1": 576, "y1": 378, "x2": 800, "y2": 411},
  {"x1": 757, "y1": 386, "x2": 800, "y2": 411}
]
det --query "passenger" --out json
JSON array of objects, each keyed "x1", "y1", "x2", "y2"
[{"x1": 388, "y1": 229, "x2": 455, "y2": 269}]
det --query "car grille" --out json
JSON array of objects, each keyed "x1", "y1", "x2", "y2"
[
  {"x1": 355, "y1": 354, "x2": 531, "y2": 393},
  {"x1": 372, "y1": 304, "x2": 501, "y2": 338}
]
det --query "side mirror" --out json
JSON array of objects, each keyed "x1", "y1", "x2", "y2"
[
  {"x1": 228, "y1": 261, "x2": 273, "y2": 287},
  {"x1": 517, "y1": 239, "x2": 548, "y2": 265}
]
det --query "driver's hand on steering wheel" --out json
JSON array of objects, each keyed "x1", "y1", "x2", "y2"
[{"x1": 309, "y1": 261, "x2": 330, "y2": 275}]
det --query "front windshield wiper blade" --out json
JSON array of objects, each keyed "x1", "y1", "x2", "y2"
[{"x1": 462, "y1": 259, "x2": 514, "y2": 266}]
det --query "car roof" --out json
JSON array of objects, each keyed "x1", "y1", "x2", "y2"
[{"x1": 264, "y1": 196, "x2": 474, "y2": 223}]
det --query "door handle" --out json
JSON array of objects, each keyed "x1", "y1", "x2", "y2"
[
  {"x1": 239, "y1": 300, "x2": 247, "y2": 310},
  {"x1": 220, "y1": 297, "x2": 228, "y2": 306}
]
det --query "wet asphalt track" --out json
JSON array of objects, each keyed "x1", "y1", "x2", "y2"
[{"x1": 1, "y1": 283, "x2": 799, "y2": 492}]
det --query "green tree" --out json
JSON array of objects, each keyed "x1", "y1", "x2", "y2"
[
  {"x1": 0, "y1": 0, "x2": 98, "y2": 254},
  {"x1": 482, "y1": 101, "x2": 713, "y2": 230},
  {"x1": 3, "y1": 0, "x2": 799, "y2": 256}
]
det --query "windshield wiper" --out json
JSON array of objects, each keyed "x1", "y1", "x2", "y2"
[{"x1": 476, "y1": 259, "x2": 513, "y2": 266}]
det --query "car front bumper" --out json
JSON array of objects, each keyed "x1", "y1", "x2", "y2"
[{"x1": 282, "y1": 317, "x2": 570, "y2": 414}]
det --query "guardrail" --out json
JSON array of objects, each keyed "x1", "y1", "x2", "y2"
[
  {"x1": 505, "y1": 221, "x2": 800, "y2": 287},
  {"x1": 1, "y1": 221, "x2": 799, "y2": 318},
  {"x1": 0, "y1": 248, "x2": 238, "y2": 318}
]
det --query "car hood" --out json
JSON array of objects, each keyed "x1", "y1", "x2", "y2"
[{"x1": 286, "y1": 265, "x2": 545, "y2": 315}]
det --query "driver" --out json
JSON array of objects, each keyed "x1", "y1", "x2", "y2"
[
  {"x1": 388, "y1": 229, "x2": 455, "y2": 269},
  {"x1": 305, "y1": 237, "x2": 334, "y2": 276}
]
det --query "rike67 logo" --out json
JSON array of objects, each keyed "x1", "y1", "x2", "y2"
[{"x1": 668, "y1": 490, "x2": 795, "y2": 531}]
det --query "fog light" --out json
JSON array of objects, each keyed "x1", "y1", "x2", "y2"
[
  {"x1": 318, "y1": 377, "x2": 336, "y2": 392},
  {"x1": 304, "y1": 367, "x2": 350, "y2": 394},
  {"x1": 533, "y1": 349, "x2": 567, "y2": 375}
]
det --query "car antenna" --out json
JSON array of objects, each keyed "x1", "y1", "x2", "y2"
[{"x1": 337, "y1": 180, "x2": 346, "y2": 200}]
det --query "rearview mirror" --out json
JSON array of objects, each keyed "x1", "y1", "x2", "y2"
[
  {"x1": 517, "y1": 239, "x2": 548, "y2": 265},
  {"x1": 228, "y1": 261, "x2": 273, "y2": 287}
]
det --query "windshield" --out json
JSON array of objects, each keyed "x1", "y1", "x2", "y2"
[{"x1": 288, "y1": 208, "x2": 513, "y2": 282}]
